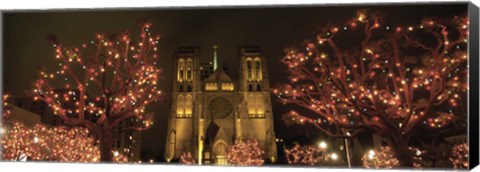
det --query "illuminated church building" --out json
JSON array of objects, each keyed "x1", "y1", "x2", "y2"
[{"x1": 165, "y1": 45, "x2": 277, "y2": 165}]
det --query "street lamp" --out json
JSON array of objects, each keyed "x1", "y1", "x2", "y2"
[
  {"x1": 343, "y1": 130, "x2": 352, "y2": 168},
  {"x1": 368, "y1": 149, "x2": 375, "y2": 160},
  {"x1": 319, "y1": 141, "x2": 327, "y2": 149},
  {"x1": 331, "y1": 153, "x2": 338, "y2": 160}
]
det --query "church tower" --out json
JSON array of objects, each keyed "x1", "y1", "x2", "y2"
[
  {"x1": 165, "y1": 47, "x2": 201, "y2": 162},
  {"x1": 237, "y1": 46, "x2": 277, "y2": 162},
  {"x1": 165, "y1": 45, "x2": 277, "y2": 165}
]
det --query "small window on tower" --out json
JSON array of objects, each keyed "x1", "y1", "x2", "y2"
[
  {"x1": 247, "y1": 59, "x2": 253, "y2": 81},
  {"x1": 255, "y1": 59, "x2": 262, "y2": 81},
  {"x1": 248, "y1": 84, "x2": 253, "y2": 92},
  {"x1": 257, "y1": 84, "x2": 261, "y2": 91},
  {"x1": 180, "y1": 68, "x2": 184, "y2": 81},
  {"x1": 187, "y1": 85, "x2": 192, "y2": 92},
  {"x1": 187, "y1": 67, "x2": 192, "y2": 81},
  {"x1": 179, "y1": 85, "x2": 184, "y2": 92},
  {"x1": 178, "y1": 58, "x2": 185, "y2": 82}
]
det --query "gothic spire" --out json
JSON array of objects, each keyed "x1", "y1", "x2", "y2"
[{"x1": 213, "y1": 44, "x2": 218, "y2": 70}]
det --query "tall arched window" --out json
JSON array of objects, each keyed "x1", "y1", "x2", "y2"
[
  {"x1": 186, "y1": 58, "x2": 193, "y2": 82},
  {"x1": 255, "y1": 94, "x2": 265, "y2": 117},
  {"x1": 246, "y1": 58, "x2": 253, "y2": 81},
  {"x1": 185, "y1": 94, "x2": 193, "y2": 117},
  {"x1": 254, "y1": 58, "x2": 262, "y2": 81},
  {"x1": 176, "y1": 95, "x2": 185, "y2": 117},
  {"x1": 187, "y1": 68, "x2": 192, "y2": 81},
  {"x1": 178, "y1": 58, "x2": 185, "y2": 82},
  {"x1": 247, "y1": 94, "x2": 255, "y2": 115}
]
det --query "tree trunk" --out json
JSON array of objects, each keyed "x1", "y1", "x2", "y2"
[
  {"x1": 432, "y1": 159, "x2": 437, "y2": 168},
  {"x1": 386, "y1": 134, "x2": 414, "y2": 168},
  {"x1": 395, "y1": 148, "x2": 414, "y2": 167},
  {"x1": 99, "y1": 128, "x2": 113, "y2": 162}
]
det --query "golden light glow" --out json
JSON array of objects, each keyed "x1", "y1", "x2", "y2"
[
  {"x1": 176, "y1": 94, "x2": 193, "y2": 117},
  {"x1": 185, "y1": 95, "x2": 193, "y2": 116},
  {"x1": 254, "y1": 57, "x2": 263, "y2": 81},
  {"x1": 247, "y1": 94, "x2": 265, "y2": 118},
  {"x1": 177, "y1": 58, "x2": 185, "y2": 82},
  {"x1": 176, "y1": 95, "x2": 185, "y2": 116},
  {"x1": 205, "y1": 83, "x2": 218, "y2": 91},
  {"x1": 221, "y1": 83, "x2": 234, "y2": 91}
]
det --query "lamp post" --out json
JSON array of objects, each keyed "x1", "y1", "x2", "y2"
[
  {"x1": 342, "y1": 129, "x2": 352, "y2": 168},
  {"x1": 331, "y1": 153, "x2": 338, "y2": 160}
]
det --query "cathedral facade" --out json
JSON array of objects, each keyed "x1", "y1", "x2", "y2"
[{"x1": 164, "y1": 46, "x2": 277, "y2": 165}]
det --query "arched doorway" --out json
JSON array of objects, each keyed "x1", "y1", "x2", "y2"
[{"x1": 213, "y1": 140, "x2": 228, "y2": 165}]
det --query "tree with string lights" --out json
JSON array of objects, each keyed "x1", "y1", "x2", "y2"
[
  {"x1": 362, "y1": 146, "x2": 400, "y2": 169},
  {"x1": 180, "y1": 152, "x2": 196, "y2": 165},
  {"x1": 361, "y1": 146, "x2": 426, "y2": 169},
  {"x1": 29, "y1": 22, "x2": 165, "y2": 162},
  {"x1": 449, "y1": 142, "x2": 468, "y2": 169},
  {"x1": 284, "y1": 143, "x2": 335, "y2": 165},
  {"x1": 2, "y1": 93, "x2": 11, "y2": 122},
  {"x1": 227, "y1": 139, "x2": 264, "y2": 166},
  {"x1": 1, "y1": 122, "x2": 100, "y2": 162},
  {"x1": 112, "y1": 151, "x2": 129, "y2": 163},
  {"x1": 273, "y1": 9, "x2": 468, "y2": 167}
]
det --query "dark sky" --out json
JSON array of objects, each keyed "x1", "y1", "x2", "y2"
[{"x1": 2, "y1": 3, "x2": 467, "y2": 161}]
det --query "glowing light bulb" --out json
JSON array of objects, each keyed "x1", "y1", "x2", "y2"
[
  {"x1": 368, "y1": 150, "x2": 375, "y2": 160},
  {"x1": 319, "y1": 141, "x2": 327, "y2": 149},
  {"x1": 331, "y1": 153, "x2": 338, "y2": 160}
]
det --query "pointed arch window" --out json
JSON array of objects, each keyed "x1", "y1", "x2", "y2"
[
  {"x1": 247, "y1": 94, "x2": 255, "y2": 115},
  {"x1": 178, "y1": 58, "x2": 185, "y2": 82},
  {"x1": 176, "y1": 94, "x2": 193, "y2": 118},
  {"x1": 246, "y1": 58, "x2": 253, "y2": 81},
  {"x1": 254, "y1": 58, "x2": 262, "y2": 81},
  {"x1": 247, "y1": 93, "x2": 266, "y2": 118},
  {"x1": 185, "y1": 94, "x2": 193, "y2": 116},
  {"x1": 187, "y1": 68, "x2": 192, "y2": 81},
  {"x1": 186, "y1": 58, "x2": 193, "y2": 82},
  {"x1": 255, "y1": 94, "x2": 265, "y2": 117},
  {"x1": 176, "y1": 95, "x2": 185, "y2": 117}
]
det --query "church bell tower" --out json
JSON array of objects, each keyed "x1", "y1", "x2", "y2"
[{"x1": 165, "y1": 47, "x2": 201, "y2": 162}]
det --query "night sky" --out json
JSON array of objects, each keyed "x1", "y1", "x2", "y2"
[{"x1": 2, "y1": 3, "x2": 467, "y2": 161}]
